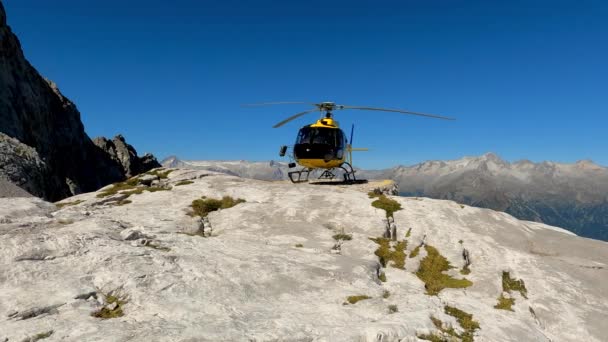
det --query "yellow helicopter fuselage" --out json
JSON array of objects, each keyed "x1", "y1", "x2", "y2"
[{"x1": 293, "y1": 117, "x2": 347, "y2": 169}]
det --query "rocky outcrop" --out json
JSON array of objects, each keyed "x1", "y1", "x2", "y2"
[
  {"x1": 0, "y1": 2, "x2": 159, "y2": 201},
  {"x1": 92, "y1": 135, "x2": 160, "y2": 178},
  {"x1": 0, "y1": 133, "x2": 48, "y2": 198}
]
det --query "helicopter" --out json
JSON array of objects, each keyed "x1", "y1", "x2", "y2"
[{"x1": 246, "y1": 101, "x2": 454, "y2": 183}]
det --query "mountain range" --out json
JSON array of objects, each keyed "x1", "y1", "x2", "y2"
[{"x1": 162, "y1": 154, "x2": 608, "y2": 241}]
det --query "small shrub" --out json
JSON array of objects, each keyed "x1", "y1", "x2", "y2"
[
  {"x1": 388, "y1": 304, "x2": 398, "y2": 314},
  {"x1": 405, "y1": 227, "x2": 412, "y2": 238},
  {"x1": 175, "y1": 180, "x2": 194, "y2": 186},
  {"x1": 382, "y1": 290, "x2": 390, "y2": 298},
  {"x1": 378, "y1": 272, "x2": 387, "y2": 282},
  {"x1": 502, "y1": 271, "x2": 528, "y2": 299},
  {"x1": 295, "y1": 243, "x2": 304, "y2": 248},
  {"x1": 415, "y1": 245, "x2": 472, "y2": 295},
  {"x1": 346, "y1": 295, "x2": 371, "y2": 304},
  {"x1": 494, "y1": 294, "x2": 515, "y2": 311},
  {"x1": 460, "y1": 265, "x2": 471, "y2": 275},
  {"x1": 191, "y1": 196, "x2": 246, "y2": 217},
  {"x1": 371, "y1": 195, "x2": 402, "y2": 218}
]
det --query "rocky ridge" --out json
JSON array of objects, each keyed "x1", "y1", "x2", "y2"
[
  {"x1": 0, "y1": 168, "x2": 606, "y2": 341},
  {"x1": 0, "y1": 2, "x2": 159, "y2": 200}
]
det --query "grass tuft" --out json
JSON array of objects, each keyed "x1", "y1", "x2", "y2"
[
  {"x1": 190, "y1": 196, "x2": 246, "y2": 217},
  {"x1": 460, "y1": 265, "x2": 471, "y2": 275},
  {"x1": 388, "y1": 304, "x2": 398, "y2": 314},
  {"x1": 405, "y1": 227, "x2": 412, "y2": 238},
  {"x1": 295, "y1": 243, "x2": 304, "y2": 248},
  {"x1": 382, "y1": 290, "x2": 391, "y2": 298},
  {"x1": 345, "y1": 295, "x2": 371, "y2": 305},
  {"x1": 415, "y1": 245, "x2": 473, "y2": 295}
]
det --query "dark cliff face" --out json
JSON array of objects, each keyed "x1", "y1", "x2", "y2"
[{"x1": 0, "y1": 2, "x2": 159, "y2": 201}]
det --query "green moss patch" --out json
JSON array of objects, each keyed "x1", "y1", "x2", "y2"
[
  {"x1": 409, "y1": 245, "x2": 421, "y2": 258},
  {"x1": 96, "y1": 180, "x2": 140, "y2": 198},
  {"x1": 494, "y1": 294, "x2": 515, "y2": 311},
  {"x1": 502, "y1": 271, "x2": 528, "y2": 299},
  {"x1": 175, "y1": 180, "x2": 194, "y2": 186},
  {"x1": 370, "y1": 238, "x2": 407, "y2": 269},
  {"x1": 190, "y1": 196, "x2": 246, "y2": 217},
  {"x1": 345, "y1": 295, "x2": 371, "y2": 305},
  {"x1": 415, "y1": 245, "x2": 472, "y2": 295},
  {"x1": 371, "y1": 195, "x2": 402, "y2": 218}
]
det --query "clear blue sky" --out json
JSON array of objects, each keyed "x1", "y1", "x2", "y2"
[{"x1": 4, "y1": 0, "x2": 607, "y2": 168}]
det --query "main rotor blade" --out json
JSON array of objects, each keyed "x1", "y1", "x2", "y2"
[
  {"x1": 340, "y1": 106, "x2": 455, "y2": 120},
  {"x1": 273, "y1": 109, "x2": 320, "y2": 128},
  {"x1": 242, "y1": 101, "x2": 311, "y2": 107}
]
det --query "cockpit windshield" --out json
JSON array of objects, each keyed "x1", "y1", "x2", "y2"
[{"x1": 296, "y1": 127, "x2": 345, "y2": 148}]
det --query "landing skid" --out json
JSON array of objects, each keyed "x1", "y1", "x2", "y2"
[
  {"x1": 288, "y1": 168, "x2": 311, "y2": 183},
  {"x1": 288, "y1": 163, "x2": 365, "y2": 184}
]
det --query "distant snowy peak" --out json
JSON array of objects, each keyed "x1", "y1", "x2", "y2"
[{"x1": 392, "y1": 152, "x2": 606, "y2": 178}]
